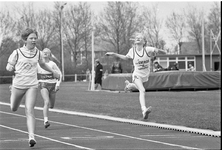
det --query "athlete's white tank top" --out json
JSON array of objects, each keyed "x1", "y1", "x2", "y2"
[
  {"x1": 126, "y1": 46, "x2": 155, "y2": 82},
  {"x1": 8, "y1": 46, "x2": 41, "y2": 89}
]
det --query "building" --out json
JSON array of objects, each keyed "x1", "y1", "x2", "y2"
[{"x1": 155, "y1": 54, "x2": 221, "y2": 71}]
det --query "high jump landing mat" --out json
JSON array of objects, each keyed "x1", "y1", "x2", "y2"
[{"x1": 102, "y1": 71, "x2": 221, "y2": 91}]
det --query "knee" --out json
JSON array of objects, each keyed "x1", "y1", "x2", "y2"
[
  {"x1": 25, "y1": 107, "x2": 34, "y2": 116},
  {"x1": 139, "y1": 88, "x2": 145, "y2": 94},
  {"x1": 44, "y1": 100, "x2": 50, "y2": 106}
]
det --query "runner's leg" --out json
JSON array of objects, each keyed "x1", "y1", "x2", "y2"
[
  {"x1": 133, "y1": 78, "x2": 146, "y2": 112},
  {"x1": 10, "y1": 87, "x2": 26, "y2": 111},
  {"x1": 25, "y1": 87, "x2": 38, "y2": 140},
  {"x1": 40, "y1": 88, "x2": 50, "y2": 122}
]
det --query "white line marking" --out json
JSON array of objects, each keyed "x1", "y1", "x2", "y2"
[
  {"x1": 0, "y1": 138, "x2": 27, "y2": 142},
  {"x1": 61, "y1": 136, "x2": 114, "y2": 140},
  {"x1": 0, "y1": 124, "x2": 94, "y2": 150},
  {"x1": 1, "y1": 101, "x2": 219, "y2": 137},
  {"x1": 0, "y1": 103, "x2": 204, "y2": 150}
]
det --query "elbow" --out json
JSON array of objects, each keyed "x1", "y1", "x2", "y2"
[
  {"x1": 6, "y1": 63, "x2": 14, "y2": 72},
  {"x1": 39, "y1": 62, "x2": 45, "y2": 68}
]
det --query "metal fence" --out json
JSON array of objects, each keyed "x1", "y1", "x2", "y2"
[{"x1": 0, "y1": 74, "x2": 92, "y2": 84}]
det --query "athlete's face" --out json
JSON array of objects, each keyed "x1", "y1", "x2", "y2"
[
  {"x1": 134, "y1": 34, "x2": 145, "y2": 45},
  {"x1": 43, "y1": 49, "x2": 51, "y2": 58},
  {"x1": 26, "y1": 33, "x2": 37, "y2": 49}
]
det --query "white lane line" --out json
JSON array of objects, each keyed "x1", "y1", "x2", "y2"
[
  {"x1": 61, "y1": 136, "x2": 114, "y2": 140},
  {"x1": 0, "y1": 124, "x2": 94, "y2": 150},
  {"x1": 140, "y1": 135, "x2": 206, "y2": 138},
  {"x1": 1, "y1": 101, "x2": 219, "y2": 138},
  {"x1": 0, "y1": 106, "x2": 203, "y2": 150}
]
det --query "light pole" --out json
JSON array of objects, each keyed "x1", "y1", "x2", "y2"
[{"x1": 60, "y1": 3, "x2": 66, "y2": 81}]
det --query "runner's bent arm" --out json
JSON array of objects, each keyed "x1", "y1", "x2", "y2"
[{"x1": 38, "y1": 59, "x2": 60, "y2": 79}]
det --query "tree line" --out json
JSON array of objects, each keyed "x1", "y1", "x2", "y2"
[{"x1": 0, "y1": 1, "x2": 220, "y2": 75}]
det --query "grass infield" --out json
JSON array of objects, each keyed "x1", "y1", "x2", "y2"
[{"x1": 0, "y1": 82, "x2": 221, "y2": 131}]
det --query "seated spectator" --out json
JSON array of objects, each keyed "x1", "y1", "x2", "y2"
[
  {"x1": 170, "y1": 63, "x2": 179, "y2": 71},
  {"x1": 111, "y1": 58, "x2": 122, "y2": 73},
  {"x1": 153, "y1": 62, "x2": 164, "y2": 72},
  {"x1": 103, "y1": 70, "x2": 109, "y2": 79},
  {"x1": 187, "y1": 63, "x2": 196, "y2": 71}
]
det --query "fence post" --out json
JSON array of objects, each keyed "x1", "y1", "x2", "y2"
[{"x1": 74, "y1": 74, "x2": 77, "y2": 82}]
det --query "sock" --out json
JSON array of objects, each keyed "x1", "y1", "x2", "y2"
[
  {"x1": 44, "y1": 117, "x2": 48, "y2": 123},
  {"x1": 141, "y1": 106, "x2": 147, "y2": 113},
  {"x1": 29, "y1": 133, "x2": 35, "y2": 140}
]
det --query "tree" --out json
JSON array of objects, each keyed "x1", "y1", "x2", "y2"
[
  {"x1": 63, "y1": 2, "x2": 92, "y2": 68},
  {"x1": 142, "y1": 4, "x2": 163, "y2": 49},
  {"x1": 97, "y1": 2, "x2": 141, "y2": 54},
  {"x1": 14, "y1": 3, "x2": 37, "y2": 33},
  {"x1": 207, "y1": 2, "x2": 221, "y2": 35},
  {"x1": 207, "y1": 2, "x2": 221, "y2": 53},
  {"x1": 35, "y1": 9, "x2": 58, "y2": 50},
  {"x1": 165, "y1": 11, "x2": 186, "y2": 54},
  {"x1": 185, "y1": 5, "x2": 205, "y2": 53},
  {"x1": 0, "y1": 11, "x2": 17, "y2": 48}
]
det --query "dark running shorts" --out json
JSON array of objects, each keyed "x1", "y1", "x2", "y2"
[{"x1": 39, "y1": 82, "x2": 56, "y2": 92}]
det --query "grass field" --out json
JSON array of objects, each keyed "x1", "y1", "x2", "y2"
[{"x1": 0, "y1": 82, "x2": 221, "y2": 131}]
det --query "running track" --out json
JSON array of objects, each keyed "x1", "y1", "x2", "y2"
[{"x1": 0, "y1": 103, "x2": 220, "y2": 150}]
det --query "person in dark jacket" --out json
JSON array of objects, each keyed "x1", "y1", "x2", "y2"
[{"x1": 95, "y1": 59, "x2": 103, "y2": 90}]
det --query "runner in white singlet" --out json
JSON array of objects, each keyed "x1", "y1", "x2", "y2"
[
  {"x1": 37, "y1": 48, "x2": 62, "y2": 129},
  {"x1": 6, "y1": 28, "x2": 60, "y2": 147},
  {"x1": 105, "y1": 33, "x2": 166, "y2": 119}
]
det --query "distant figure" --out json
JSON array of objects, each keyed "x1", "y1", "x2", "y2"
[
  {"x1": 111, "y1": 58, "x2": 122, "y2": 73},
  {"x1": 170, "y1": 63, "x2": 179, "y2": 70},
  {"x1": 187, "y1": 63, "x2": 196, "y2": 71},
  {"x1": 86, "y1": 68, "x2": 91, "y2": 81},
  {"x1": 103, "y1": 70, "x2": 109, "y2": 79},
  {"x1": 153, "y1": 62, "x2": 164, "y2": 72},
  {"x1": 95, "y1": 59, "x2": 103, "y2": 90}
]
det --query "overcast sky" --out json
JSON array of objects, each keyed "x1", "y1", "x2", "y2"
[{"x1": 0, "y1": 0, "x2": 219, "y2": 49}]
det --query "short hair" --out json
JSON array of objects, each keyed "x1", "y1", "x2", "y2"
[
  {"x1": 21, "y1": 28, "x2": 38, "y2": 41},
  {"x1": 154, "y1": 62, "x2": 159, "y2": 65}
]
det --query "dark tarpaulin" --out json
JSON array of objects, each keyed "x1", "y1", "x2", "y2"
[{"x1": 102, "y1": 71, "x2": 221, "y2": 91}]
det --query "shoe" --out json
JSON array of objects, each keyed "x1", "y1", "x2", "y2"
[
  {"x1": 29, "y1": 139, "x2": 36, "y2": 147},
  {"x1": 124, "y1": 80, "x2": 130, "y2": 92},
  {"x1": 124, "y1": 80, "x2": 135, "y2": 92},
  {"x1": 142, "y1": 106, "x2": 152, "y2": 119},
  {"x1": 44, "y1": 121, "x2": 50, "y2": 129},
  {"x1": 124, "y1": 80, "x2": 138, "y2": 92}
]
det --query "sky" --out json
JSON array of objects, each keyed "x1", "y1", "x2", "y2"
[{"x1": 0, "y1": 0, "x2": 219, "y2": 49}]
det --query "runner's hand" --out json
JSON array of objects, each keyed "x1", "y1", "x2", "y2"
[
  {"x1": 55, "y1": 86, "x2": 60, "y2": 92},
  {"x1": 6, "y1": 63, "x2": 14, "y2": 72},
  {"x1": 53, "y1": 71, "x2": 60, "y2": 79},
  {"x1": 105, "y1": 52, "x2": 114, "y2": 56}
]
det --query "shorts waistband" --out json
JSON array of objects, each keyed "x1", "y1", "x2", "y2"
[{"x1": 37, "y1": 73, "x2": 54, "y2": 80}]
